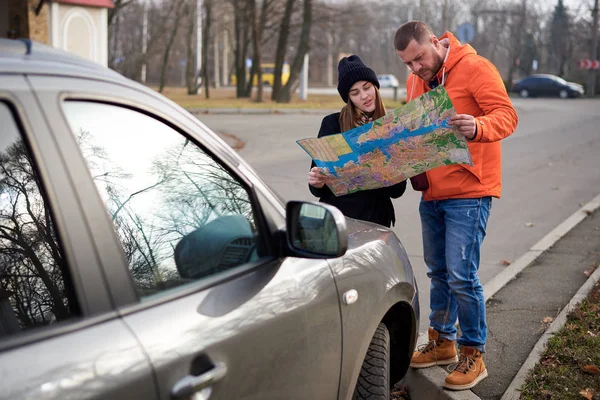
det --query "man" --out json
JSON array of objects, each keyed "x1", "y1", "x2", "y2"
[{"x1": 394, "y1": 21, "x2": 518, "y2": 390}]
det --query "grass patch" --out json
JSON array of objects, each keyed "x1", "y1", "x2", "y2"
[
  {"x1": 520, "y1": 276, "x2": 600, "y2": 400},
  {"x1": 154, "y1": 86, "x2": 406, "y2": 110}
]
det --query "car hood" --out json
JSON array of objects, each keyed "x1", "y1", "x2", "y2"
[
  {"x1": 343, "y1": 217, "x2": 405, "y2": 252},
  {"x1": 568, "y1": 82, "x2": 584, "y2": 91},
  {"x1": 345, "y1": 217, "x2": 387, "y2": 237}
]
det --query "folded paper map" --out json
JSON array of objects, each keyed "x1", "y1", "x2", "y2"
[{"x1": 297, "y1": 85, "x2": 473, "y2": 196}]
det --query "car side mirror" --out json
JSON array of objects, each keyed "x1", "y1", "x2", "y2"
[{"x1": 285, "y1": 201, "x2": 347, "y2": 258}]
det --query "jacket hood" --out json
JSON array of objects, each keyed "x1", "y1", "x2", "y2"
[{"x1": 438, "y1": 31, "x2": 477, "y2": 75}]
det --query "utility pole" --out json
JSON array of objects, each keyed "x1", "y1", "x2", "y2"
[{"x1": 589, "y1": 0, "x2": 599, "y2": 97}]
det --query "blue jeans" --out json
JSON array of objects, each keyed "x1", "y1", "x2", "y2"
[{"x1": 420, "y1": 197, "x2": 492, "y2": 352}]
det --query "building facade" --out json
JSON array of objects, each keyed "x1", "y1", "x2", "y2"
[{"x1": 1, "y1": 0, "x2": 114, "y2": 66}]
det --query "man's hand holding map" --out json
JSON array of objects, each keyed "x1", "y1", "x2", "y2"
[{"x1": 297, "y1": 85, "x2": 473, "y2": 196}]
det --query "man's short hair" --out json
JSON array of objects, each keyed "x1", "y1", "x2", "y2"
[{"x1": 394, "y1": 21, "x2": 434, "y2": 51}]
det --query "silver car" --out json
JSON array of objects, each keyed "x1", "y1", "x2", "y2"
[{"x1": 0, "y1": 39, "x2": 419, "y2": 400}]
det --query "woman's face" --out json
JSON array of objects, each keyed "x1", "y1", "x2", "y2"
[{"x1": 348, "y1": 80, "x2": 376, "y2": 113}]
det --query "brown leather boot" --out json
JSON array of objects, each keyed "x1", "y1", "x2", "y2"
[
  {"x1": 443, "y1": 346, "x2": 488, "y2": 390},
  {"x1": 410, "y1": 327, "x2": 458, "y2": 368}
]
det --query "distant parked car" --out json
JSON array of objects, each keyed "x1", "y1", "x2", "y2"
[
  {"x1": 511, "y1": 74, "x2": 584, "y2": 98},
  {"x1": 0, "y1": 39, "x2": 419, "y2": 400},
  {"x1": 377, "y1": 74, "x2": 400, "y2": 88}
]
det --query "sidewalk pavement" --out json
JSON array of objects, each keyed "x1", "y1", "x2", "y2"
[
  {"x1": 188, "y1": 107, "x2": 340, "y2": 116},
  {"x1": 401, "y1": 194, "x2": 600, "y2": 400}
]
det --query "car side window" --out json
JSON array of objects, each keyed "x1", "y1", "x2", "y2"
[
  {"x1": 0, "y1": 102, "x2": 79, "y2": 338},
  {"x1": 61, "y1": 101, "x2": 261, "y2": 299}
]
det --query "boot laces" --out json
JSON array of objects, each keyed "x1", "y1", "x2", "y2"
[
  {"x1": 448, "y1": 353, "x2": 476, "y2": 374},
  {"x1": 416, "y1": 340, "x2": 437, "y2": 355}
]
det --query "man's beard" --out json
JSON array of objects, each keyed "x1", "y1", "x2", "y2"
[{"x1": 418, "y1": 52, "x2": 444, "y2": 82}]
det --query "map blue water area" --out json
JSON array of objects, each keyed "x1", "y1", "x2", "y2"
[{"x1": 314, "y1": 119, "x2": 452, "y2": 176}]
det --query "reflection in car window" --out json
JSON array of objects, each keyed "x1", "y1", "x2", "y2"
[
  {"x1": 0, "y1": 102, "x2": 79, "y2": 338},
  {"x1": 62, "y1": 102, "x2": 260, "y2": 299}
]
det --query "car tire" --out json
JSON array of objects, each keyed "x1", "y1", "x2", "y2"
[
  {"x1": 352, "y1": 323, "x2": 390, "y2": 400},
  {"x1": 519, "y1": 89, "x2": 529, "y2": 98},
  {"x1": 559, "y1": 89, "x2": 569, "y2": 99}
]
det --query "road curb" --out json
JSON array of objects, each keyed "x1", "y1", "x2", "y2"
[
  {"x1": 500, "y1": 263, "x2": 600, "y2": 400},
  {"x1": 404, "y1": 193, "x2": 600, "y2": 399},
  {"x1": 403, "y1": 367, "x2": 482, "y2": 400}
]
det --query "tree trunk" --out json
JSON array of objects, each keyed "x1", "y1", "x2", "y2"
[
  {"x1": 507, "y1": 0, "x2": 527, "y2": 86},
  {"x1": 246, "y1": 0, "x2": 266, "y2": 101},
  {"x1": 277, "y1": 0, "x2": 312, "y2": 103},
  {"x1": 202, "y1": 0, "x2": 212, "y2": 99},
  {"x1": 272, "y1": 0, "x2": 295, "y2": 101},
  {"x1": 441, "y1": 0, "x2": 450, "y2": 32},
  {"x1": 234, "y1": 0, "x2": 251, "y2": 98},
  {"x1": 185, "y1": 0, "x2": 197, "y2": 94},
  {"x1": 159, "y1": 0, "x2": 186, "y2": 93},
  {"x1": 109, "y1": 9, "x2": 120, "y2": 70}
]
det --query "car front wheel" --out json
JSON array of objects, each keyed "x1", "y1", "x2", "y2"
[
  {"x1": 353, "y1": 323, "x2": 390, "y2": 400},
  {"x1": 519, "y1": 89, "x2": 530, "y2": 98},
  {"x1": 559, "y1": 89, "x2": 569, "y2": 99}
]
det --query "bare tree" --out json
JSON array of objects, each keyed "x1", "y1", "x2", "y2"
[
  {"x1": 159, "y1": 0, "x2": 187, "y2": 93},
  {"x1": 202, "y1": 0, "x2": 213, "y2": 98},
  {"x1": 248, "y1": 0, "x2": 263, "y2": 101},
  {"x1": 234, "y1": 0, "x2": 252, "y2": 98},
  {"x1": 0, "y1": 139, "x2": 74, "y2": 329},
  {"x1": 185, "y1": 0, "x2": 199, "y2": 94},
  {"x1": 272, "y1": 0, "x2": 295, "y2": 101},
  {"x1": 276, "y1": 0, "x2": 312, "y2": 102},
  {"x1": 549, "y1": 0, "x2": 571, "y2": 77}
]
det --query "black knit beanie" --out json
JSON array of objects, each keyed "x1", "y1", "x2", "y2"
[{"x1": 337, "y1": 55, "x2": 380, "y2": 103}]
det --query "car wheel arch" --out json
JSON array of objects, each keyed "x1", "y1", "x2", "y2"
[{"x1": 381, "y1": 301, "x2": 417, "y2": 385}]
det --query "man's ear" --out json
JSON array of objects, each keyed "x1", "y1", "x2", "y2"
[{"x1": 430, "y1": 35, "x2": 440, "y2": 48}]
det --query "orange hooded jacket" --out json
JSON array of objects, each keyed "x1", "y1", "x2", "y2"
[{"x1": 406, "y1": 32, "x2": 518, "y2": 201}]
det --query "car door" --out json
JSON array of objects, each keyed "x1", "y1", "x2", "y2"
[
  {"x1": 30, "y1": 75, "x2": 343, "y2": 400},
  {"x1": 522, "y1": 77, "x2": 537, "y2": 94},
  {"x1": 0, "y1": 76, "x2": 156, "y2": 400},
  {"x1": 539, "y1": 78, "x2": 556, "y2": 96}
]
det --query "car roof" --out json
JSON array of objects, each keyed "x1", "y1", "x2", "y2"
[
  {"x1": 527, "y1": 74, "x2": 558, "y2": 79},
  {"x1": 0, "y1": 38, "x2": 129, "y2": 84}
]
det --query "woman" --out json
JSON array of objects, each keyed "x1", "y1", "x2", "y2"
[{"x1": 308, "y1": 55, "x2": 406, "y2": 227}]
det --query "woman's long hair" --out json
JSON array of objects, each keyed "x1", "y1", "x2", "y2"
[{"x1": 339, "y1": 86, "x2": 386, "y2": 132}]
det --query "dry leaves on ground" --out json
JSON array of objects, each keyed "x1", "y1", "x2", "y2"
[
  {"x1": 584, "y1": 265, "x2": 597, "y2": 277},
  {"x1": 390, "y1": 384, "x2": 410, "y2": 399},
  {"x1": 543, "y1": 316, "x2": 554, "y2": 324},
  {"x1": 583, "y1": 364, "x2": 600, "y2": 375},
  {"x1": 540, "y1": 355, "x2": 560, "y2": 368},
  {"x1": 579, "y1": 388, "x2": 594, "y2": 399}
]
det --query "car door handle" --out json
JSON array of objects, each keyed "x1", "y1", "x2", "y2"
[{"x1": 171, "y1": 362, "x2": 227, "y2": 399}]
